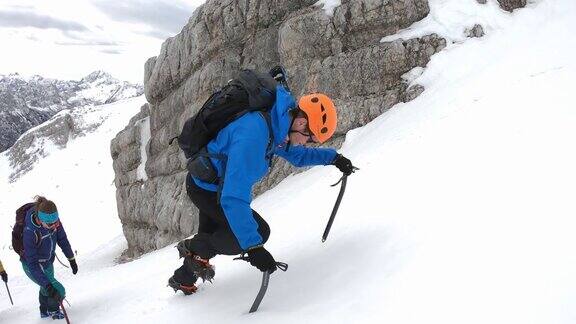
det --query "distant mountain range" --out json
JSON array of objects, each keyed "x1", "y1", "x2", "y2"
[{"x1": 0, "y1": 71, "x2": 143, "y2": 152}]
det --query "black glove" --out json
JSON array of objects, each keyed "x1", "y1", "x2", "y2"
[
  {"x1": 332, "y1": 154, "x2": 356, "y2": 176},
  {"x1": 269, "y1": 65, "x2": 287, "y2": 82},
  {"x1": 1, "y1": 271, "x2": 7, "y2": 283},
  {"x1": 247, "y1": 247, "x2": 277, "y2": 274},
  {"x1": 45, "y1": 283, "x2": 63, "y2": 301},
  {"x1": 69, "y1": 258, "x2": 78, "y2": 275}
]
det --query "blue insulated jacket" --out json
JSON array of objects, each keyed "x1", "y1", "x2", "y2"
[
  {"x1": 22, "y1": 208, "x2": 74, "y2": 287},
  {"x1": 193, "y1": 86, "x2": 338, "y2": 250}
]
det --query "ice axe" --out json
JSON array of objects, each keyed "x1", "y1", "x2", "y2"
[
  {"x1": 322, "y1": 168, "x2": 358, "y2": 242},
  {"x1": 234, "y1": 255, "x2": 288, "y2": 313}
]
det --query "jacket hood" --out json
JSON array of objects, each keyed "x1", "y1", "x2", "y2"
[{"x1": 269, "y1": 86, "x2": 296, "y2": 147}]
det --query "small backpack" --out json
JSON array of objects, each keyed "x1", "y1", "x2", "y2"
[
  {"x1": 174, "y1": 69, "x2": 282, "y2": 187},
  {"x1": 176, "y1": 69, "x2": 278, "y2": 160},
  {"x1": 11, "y1": 203, "x2": 36, "y2": 257}
]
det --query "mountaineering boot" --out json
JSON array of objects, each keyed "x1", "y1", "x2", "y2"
[
  {"x1": 169, "y1": 252, "x2": 201, "y2": 296},
  {"x1": 48, "y1": 309, "x2": 65, "y2": 320},
  {"x1": 185, "y1": 255, "x2": 215, "y2": 283},
  {"x1": 40, "y1": 309, "x2": 50, "y2": 318},
  {"x1": 176, "y1": 240, "x2": 216, "y2": 283},
  {"x1": 168, "y1": 276, "x2": 197, "y2": 295}
]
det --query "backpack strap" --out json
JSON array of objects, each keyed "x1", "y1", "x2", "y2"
[
  {"x1": 259, "y1": 111, "x2": 274, "y2": 167},
  {"x1": 30, "y1": 211, "x2": 43, "y2": 247},
  {"x1": 190, "y1": 149, "x2": 228, "y2": 204},
  {"x1": 34, "y1": 230, "x2": 41, "y2": 246}
]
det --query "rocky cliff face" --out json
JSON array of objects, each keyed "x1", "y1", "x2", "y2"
[
  {"x1": 0, "y1": 71, "x2": 143, "y2": 152},
  {"x1": 111, "y1": 0, "x2": 452, "y2": 258},
  {"x1": 113, "y1": 0, "x2": 529, "y2": 258}
]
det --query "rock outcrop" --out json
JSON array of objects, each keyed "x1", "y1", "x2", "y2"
[
  {"x1": 497, "y1": 0, "x2": 527, "y2": 12},
  {"x1": 466, "y1": 24, "x2": 485, "y2": 38},
  {"x1": 7, "y1": 103, "x2": 122, "y2": 182},
  {"x1": 112, "y1": 0, "x2": 447, "y2": 258}
]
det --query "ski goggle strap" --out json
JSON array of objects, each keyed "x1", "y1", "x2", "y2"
[{"x1": 38, "y1": 211, "x2": 59, "y2": 224}]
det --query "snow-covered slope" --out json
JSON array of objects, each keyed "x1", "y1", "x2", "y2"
[
  {"x1": 2, "y1": 0, "x2": 576, "y2": 323},
  {"x1": 0, "y1": 96, "x2": 145, "y2": 270}
]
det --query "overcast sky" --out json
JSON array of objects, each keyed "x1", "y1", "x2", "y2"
[{"x1": 0, "y1": 0, "x2": 205, "y2": 83}]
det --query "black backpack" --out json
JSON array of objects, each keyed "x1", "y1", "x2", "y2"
[
  {"x1": 176, "y1": 69, "x2": 278, "y2": 160},
  {"x1": 11, "y1": 203, "x2": 36, "y2": 257}
]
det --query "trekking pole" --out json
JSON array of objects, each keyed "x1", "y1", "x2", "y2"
[
  {"x1": 322, "y1": 170, "x2": 357, "y2": 242},
  {"x1": 4, "y1": 281, "x2": 13, "y2": 305},
  {"x1": 59, "y1": 300, "x2": 71, "y2": 324}
]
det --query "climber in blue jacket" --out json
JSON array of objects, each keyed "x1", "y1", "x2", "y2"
[
  {"x1": 169, "y1": 73, "x2": 356, "y2": 295},
  {"x1": 21, "y1": 196, "x2": 78, "y2": 319}
]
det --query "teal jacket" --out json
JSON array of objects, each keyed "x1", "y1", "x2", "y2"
[{"x1": 23, "y1": 208, "x2": 74, "y2": 287}]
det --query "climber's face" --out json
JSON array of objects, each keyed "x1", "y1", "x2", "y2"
[{"x1": 289, "y1": 116, "x2": 318, "y2": 145}]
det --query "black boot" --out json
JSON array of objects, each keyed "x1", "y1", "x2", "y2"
[
  {"x1": 169, "y1": 259, "x2": 199, "y2": 296},
  {"x1": 184, "y1": 255, "x2": 215, "y2": 283},
  {"x1": 168, "y1": 276, "x2": 198, "y2": 295},
  {"x1": 176, "y1": 240, "x2": 215, "y2": 282}
]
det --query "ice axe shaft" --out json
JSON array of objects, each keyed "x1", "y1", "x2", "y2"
[
  {"x1": 249, "y1": 271, "x2": 270, "y2": 313},
  {"x1": 322, "y1": 175, "x2": 348, "y2": 242},
  {"x1": 248, "y1": 261, "x2": 288, "y2": 313},
  {"x1": 234, "y1": 255, "x2": 288, "y2": 313}
]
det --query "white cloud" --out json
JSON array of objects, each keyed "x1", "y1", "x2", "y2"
[
  {"x1": 0, "y1": 0, "x2": 204, "y2": 83},
  {"x1": 0, "y1": 9, "x2": 88, "y2": 31},
  {"x1": 91, "y1": 0, "x2": 195, "y2": 39}
]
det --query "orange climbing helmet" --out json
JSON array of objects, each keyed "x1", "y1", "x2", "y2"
[{"x1": 298, "y1": 93, "x2": 337, "y2": 143}]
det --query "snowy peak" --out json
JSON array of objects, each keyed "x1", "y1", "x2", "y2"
[
  {"x1": 71, "y1": 71, "x2": 143, "y2": 105},
  {"x1": 80, "y1": 70, "x2": 115, "y2": 84},
  {"x1": 0, "y1": 72, "x2": 143, "y2": 152}
]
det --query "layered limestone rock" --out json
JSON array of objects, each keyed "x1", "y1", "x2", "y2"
[{"x1": 112, "y1": 0, "x2": 447, "y2": 258}]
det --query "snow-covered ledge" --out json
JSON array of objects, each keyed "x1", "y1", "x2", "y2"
[{"x1": 136, "y1": 117, "x2": 150, "y2": 181}]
